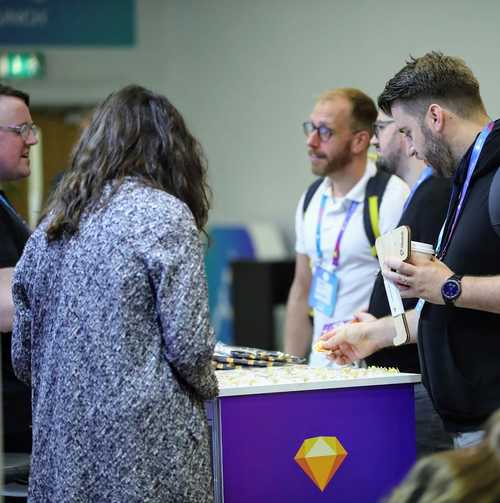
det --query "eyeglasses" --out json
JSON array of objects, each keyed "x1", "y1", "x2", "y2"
[
  {"x1": 373, "y1": 119, "x2": 395, "y2": 138},
  {"x1": 302, "y1": 121, "x2": 333, "y2": 142},
  {"x1": 0, "y1": 123, "x2": 39, "y2": 141}
]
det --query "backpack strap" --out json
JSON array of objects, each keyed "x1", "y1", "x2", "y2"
[
  {"x1": 363, "y1": 169, "x2": 391, "y2": 256},
  {"x1": 302, "y1": 171, "x2": 390, "y2": 257},
  {"x1": 302, "y1": 178, "x2": 324, "y2": 216}
]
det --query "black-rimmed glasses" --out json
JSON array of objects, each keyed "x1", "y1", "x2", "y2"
[
  {"x1": 302, "y1": 121, "x2": 333, "y2": 142},
  {"x1": 0, "y1": 123, "x2": 39, "y2": 141}
]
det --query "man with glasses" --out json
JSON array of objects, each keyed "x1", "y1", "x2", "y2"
[
  {"x1": 366, "y1": 109, "x2": 452, "y2": 456},
  {"x1": 284, "y1": 88, "x2": 408, "y2": 366},
  {"x1": 0, "y1": 83, "x2": 38, "y2": 454}
]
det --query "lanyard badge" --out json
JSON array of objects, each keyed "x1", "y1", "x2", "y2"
[{"x1": 309, "y1": 267, "x2": 339, "y2": 317}]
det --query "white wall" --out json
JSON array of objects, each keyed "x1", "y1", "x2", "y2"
[{"x1": 10, "y1": 0, "x2": 500, "y2": 250}]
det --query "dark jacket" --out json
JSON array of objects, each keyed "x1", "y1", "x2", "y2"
[
  {"x1": 0, "y1": 193, "x2": 31, "y2": 453},
  {"x1": 419, "y1": 119, "x2": 500, "y2": 432}
]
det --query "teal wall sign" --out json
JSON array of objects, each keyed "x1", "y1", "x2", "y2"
[{"x1": 0, "y1": 0, "x2": 135, "y2": 46}]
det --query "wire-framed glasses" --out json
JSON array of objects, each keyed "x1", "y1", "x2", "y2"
[{"x1": 0, "y1": 123, "x2": 39, "y2": 141}]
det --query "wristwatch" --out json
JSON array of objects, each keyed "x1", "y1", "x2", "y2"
[{"x1": 441, "y1": 274, "x2": 463, "y2": 306}]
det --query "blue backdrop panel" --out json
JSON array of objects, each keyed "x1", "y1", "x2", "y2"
[{"x1": 205, "y1": 226, "x2": 256, "y2": 344}]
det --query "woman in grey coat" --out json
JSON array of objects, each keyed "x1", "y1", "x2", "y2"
[{"x1": 11, "y1": 85, "x2": 219, "y2": 502}]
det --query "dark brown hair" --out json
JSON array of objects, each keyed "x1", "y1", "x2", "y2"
[
  {"x1": 45, "y1": 85, "x2": 211, "y2": 241},
  {"x1": 318, "y1": 88, "x2": 377, "y2": 136},
  {"x1": 0, "y1": 83, "x2": 29, "y2": 105},
  {"x1": 378, "y1": 52, "x2": 486, "y2": 120}
]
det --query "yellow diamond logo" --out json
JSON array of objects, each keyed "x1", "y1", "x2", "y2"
[{"x1": 294, "y1": 436, "x2": 348, "y2": 491}]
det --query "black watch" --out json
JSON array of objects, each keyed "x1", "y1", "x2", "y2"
[{"x1": 441, "y1": 274, "x2": 463, "y2": 306}]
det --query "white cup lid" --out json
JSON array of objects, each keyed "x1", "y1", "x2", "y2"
[{"x1": 411, "y1": 240, "x2": 434, "y2": 254}]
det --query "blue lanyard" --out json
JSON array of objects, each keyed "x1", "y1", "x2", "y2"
[
  {"x1": 315, "y1": 191, "x2": 359, "y2": 268},
  {"x1": 402, "y1": 166, "x2": 433, "y2": 213},
  {"x1": 436, "y1": 122, "x2": 494, "y2": 257},
  {"x1": 0, "y1": 192, "x2": 18, "y2": 216}
]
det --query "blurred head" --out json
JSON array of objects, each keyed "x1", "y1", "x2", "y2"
[
  {"x1": 385, "y1": 409, "x2": 500, "y2": 503},
  {"x1": 486, "y1": 409, "x2": 500, "y2": 456},
  {"x1": 0, "y1": 84, "x2": 38, "y2": 181},
  {"x1": 304, "y1": 88, "x2": 376, "y2": 177},
  {"x1": 46, "y1": 85, "x2": 210, "y2": 241},
  {"x1": 371, "y1": 110, "x2": 407, "y2": 177},
  {"x1": 378, "y1": 52, "x2": 486, "y2": 177}
]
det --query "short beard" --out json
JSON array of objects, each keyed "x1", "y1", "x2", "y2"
[
  {"x1": 422, "y1": 123, "x2": 456, "y2": 178},
  {"x1": 312, "y1": 144, "x2": 353, "y2": 177},
  {"x1": 375, "y1": 156, "x2": 396, "y2": 175}
]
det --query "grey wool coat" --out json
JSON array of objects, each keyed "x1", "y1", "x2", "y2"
[{"x1": 12, "y1": 179, "x2": 219, "y2": 502}]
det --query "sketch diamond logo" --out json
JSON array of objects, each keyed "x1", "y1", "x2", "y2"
[{"x1": 294, "y1": 436, "x2": 348, "y2": 491}]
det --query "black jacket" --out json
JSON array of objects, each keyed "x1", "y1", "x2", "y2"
[{"x1": 419, "y1": 119, "x2": 500, "y2": 432}]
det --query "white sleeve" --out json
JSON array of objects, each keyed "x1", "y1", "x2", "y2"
[
  {"x1": 294, "y1": 193, "x2": 307, "y2": 255},
  {"x1": 378, "y1": 175, "x2": 410, "y2": 235}
]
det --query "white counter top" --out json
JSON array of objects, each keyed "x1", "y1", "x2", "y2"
[{"x1": 216, "y1": 365, "x2": 421, "y2": 397}]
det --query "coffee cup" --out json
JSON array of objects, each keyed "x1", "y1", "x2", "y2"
[{"x1": 408, "y1": 241, "x2": 435, "y2": 266}]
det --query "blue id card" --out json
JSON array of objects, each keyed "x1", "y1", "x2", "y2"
[{"x1": 308, "y1": 266, "x2": 339, "y2": 317}]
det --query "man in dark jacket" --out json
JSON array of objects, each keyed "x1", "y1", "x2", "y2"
[{"x1": 322, "y1": 52, "x2": 500, "y2": 449}]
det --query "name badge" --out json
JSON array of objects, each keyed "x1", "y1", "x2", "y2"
[{"x1": 308, "y1": 266, "x2": 339, "y2": 317}]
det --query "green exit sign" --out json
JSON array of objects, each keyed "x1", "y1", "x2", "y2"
[{"x1": 0, "y1": 52, "x2": 45, "y2": 80}]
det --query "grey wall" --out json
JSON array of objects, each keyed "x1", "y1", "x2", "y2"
[
  {"x1": 16, "y1": 1, "x2": 168, "y2": 104},
  {"x1": 13, "y1": 0, "x2": 500, "y2": 251}
]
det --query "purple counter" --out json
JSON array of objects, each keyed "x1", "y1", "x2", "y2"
[{"x1": 207, "y1": 371, "x2": 420, "y2": 503}]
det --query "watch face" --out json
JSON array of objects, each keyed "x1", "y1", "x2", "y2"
[{"x1": 442, "y1": 280, "x2": 460, "y2": 299}]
